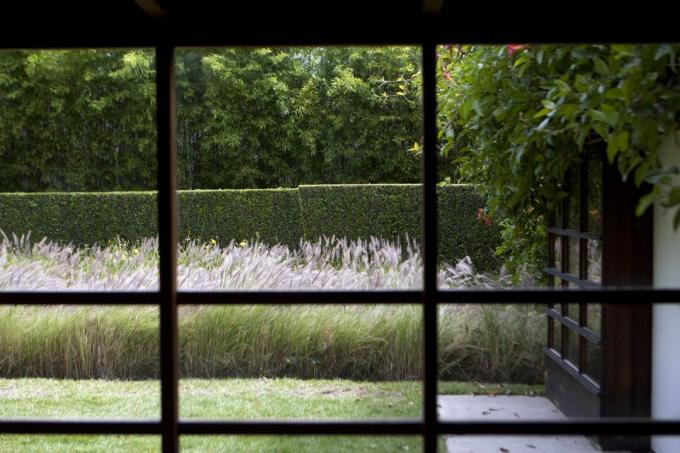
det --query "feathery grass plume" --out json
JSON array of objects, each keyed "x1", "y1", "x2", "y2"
[{"x1": 0, "y1": 233, "x2": 545, "y2": 382}]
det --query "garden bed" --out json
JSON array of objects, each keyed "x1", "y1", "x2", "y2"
[{"x1": 0, "y1": 236, "x2": 544, "y2": 383}]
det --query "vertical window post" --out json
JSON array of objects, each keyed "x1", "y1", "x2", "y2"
[
  {"x1": 422, "y1": 40, "x2": 438, "y2": 453},
  {"x1": 156, "y1": 43, "x2": 179, "y2": 453}
]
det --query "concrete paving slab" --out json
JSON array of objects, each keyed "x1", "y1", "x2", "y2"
[
  {"x1": 438, "y1": 395, "x2": 603, "y2": 453},
  {"x1": 445, "y1": 435, "x2": 601, "y2": 453}
]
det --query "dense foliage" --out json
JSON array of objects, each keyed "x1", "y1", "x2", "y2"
[
  {"x1": 299, "y1": 184, "x2": 500, "y2": 271},
  {"x1": 0, "y1": 184, "x2": 500, "y2": 270},
  {"x1": 437, "y1": 44, "x2": 680, "y2": 276},
  {"x1": 0, "y1": 47, "x2": 422, "y2": 191}
]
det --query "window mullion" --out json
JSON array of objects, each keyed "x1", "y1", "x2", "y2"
[
  {"x1": 156, "y1": 43, "x2": 179, "y2": 453},
  {"x1": 422, "y1": 41, "x2": 438, "y2": 453}
]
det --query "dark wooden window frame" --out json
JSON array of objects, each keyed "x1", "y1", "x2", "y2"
[
  {"x1": 1, "y1": 28, "x2": 679, "y2": 453},
  {"x1": 545, "y1": 148, "x2": 604, "y2": 396}
]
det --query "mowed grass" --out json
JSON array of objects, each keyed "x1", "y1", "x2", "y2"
[{"x1": 0, "y1": 378, "x2": 543, "y2": 452}]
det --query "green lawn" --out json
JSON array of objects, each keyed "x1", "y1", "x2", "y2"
[{"x1": 0, "y1": 379, "x2": 543, "y2": 452}]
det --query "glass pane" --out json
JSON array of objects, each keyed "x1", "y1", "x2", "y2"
[
  {"x1": 555, "y1": 203, "x2": 564, "y2": 229},
  {"x1": 0, "y1": 305, "x2": 159, "y2": 419},
  {"x1": 0, "y1": 49, "x2": 158, "y2": 291},
  {"x1": 552, "y1": 315, "x2": 562, "y2": 355},
  {"x1": 584, "y1": 340, "x2": 602, "y2": 383},
  {"x1": 568, "y1": 237, "x2": 580, "y2": 277},
  {"x1": 566, "y1": 303, "x2": 579, "y2": 322},
  {"x1": 566, "y1": 168, "x2": 581, "y2": 231},
  {"x1": 0, "y1": 436, "x2": 160, "y2": 452},
  {"x1": 586, "y1": 148, "x2": 603, "y2": 234},
  {"x1": 181, "y1": 436, "x2": 422, "y2": 452},
  {"x1": 587, "y1": 239, "x2": 602, "y2": 283},
  {"x1": 179, "y1": 305, "x2": 422, "y2": 420},
  {"x1": 564, "y1": 328, "x2": 579, "y2": 367},
  {"x1": 175, "y1": 46, "x2": 423, "y2": 290},
  {"x1": 553, "y1": 237, "x2": 562, "y2": 270},
  {"x1": 587, "y1": 303, "x2": 602, "y2": 335}
]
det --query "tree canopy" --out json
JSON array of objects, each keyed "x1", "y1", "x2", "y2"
[
  {"x1": 0, "y1": 47, "x2": 423, "y2": 191},
  {"x1": 437, "y1": 44, "x2": 680, "y2": 276}
]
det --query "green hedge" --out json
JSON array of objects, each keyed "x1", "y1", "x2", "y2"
[
  {"x1": 178, "y1": 189, "x2": 302, "y2": 247},
  {"x1": 300, "y1": 184, "x2": 501, "y2": 271},
  {"x1": 0, "y1": 192, "x2": 158, "y2": 247},
  {"x1": 0, "y1": 189, "x2": 302, "y2": 250},
  {"x1": 0, "y1": 185, "x2": 500, "y2": 270}
]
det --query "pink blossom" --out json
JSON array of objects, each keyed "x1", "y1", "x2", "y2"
[{"x1": 506, "y1": 44, "x2": 526, "y2": 56}]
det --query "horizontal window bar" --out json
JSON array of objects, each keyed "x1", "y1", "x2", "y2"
[
  {"x1": 547, "y1": 227, "x2": 602, "y2": 241},
  {"x1": 2, "y1": 419, "x2": 679, "y2": 436},
  {"x1": 2, "y1": 24, "x2": 679, "y2": 49},
  {"x1": 179, "y1": 420, "x2": 423, "y2": 436},
  {"x1": 0, "y1": 292, "x2": 161, "y2": 305},
  {"x1": 2, "y1": 289, "x2": 680, "y2": 306},
  {"x1": 544, "y1": 348, "x2": 600, "y2": 395},
  {"x1": 436, "y1": 288, "x2": 680, "y2": 304},
  {"x1": 0, "y1": 420, "x2": 161, "y2": 435},
  {"x1": 543, "y1": 268, "x2": 601, "y2": 289},
  {"x1": 437, "y1": 419, "x2": 680, "y2": 436},
  {"x1": 545, "y1": 308, "x2": 601, "y2": 344}
]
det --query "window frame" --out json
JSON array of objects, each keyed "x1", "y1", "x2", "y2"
[
  {"x1": 0, "y1": 33, "x2": 679, "y2": 453},
  {"x1": 545, "y1": 147, "x2": 604, "y2": 393}
]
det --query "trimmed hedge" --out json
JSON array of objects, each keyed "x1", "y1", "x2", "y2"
[
  {"x1": 300, "y1": 184, "x2": 501, "y2": 271},
  {"x1": 0, "y1": 185, "x2": 500, "y2": 270},
  {"x1": 178, "y1": 189, "x2": 302, "y2": 247},
  {"x1": 0, "y1": 192, "x2": 158, "y2": 247},
  {"x1": 0, "y1": 189, "x2": 302, "y2": 250}
]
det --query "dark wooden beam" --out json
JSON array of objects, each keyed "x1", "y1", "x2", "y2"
[
  {"x1": 600, "y1": 156, "x2": 653, "y2": 451},
  {"x1": 134, "y1": 0, "x2": 167, "y2": 17}
]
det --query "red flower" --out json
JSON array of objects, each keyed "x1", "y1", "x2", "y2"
[
  {"x1": 506, "y1": 44, "x2": 526, "y2": 56},
  {"x1": 476, "y1": 208, "x2": 493, "y2": 227}
]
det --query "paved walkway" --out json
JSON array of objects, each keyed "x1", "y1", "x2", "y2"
[{"x1": 438, "y1": 395, "x2": 602, "y2": 453}]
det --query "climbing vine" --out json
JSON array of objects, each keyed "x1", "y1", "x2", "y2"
[{"x1": 437, "y1": 44, "x2": 680, "y2": 278}]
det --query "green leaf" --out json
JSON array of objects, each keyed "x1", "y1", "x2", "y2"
[
  {"x1": 636, "y1": 191, "x2": 659, "y2": 217},
  {"x1": 533, "y1": 108, "x2": 551, "y2": 119},
  {"x1": 654, "y1": 44, "x2": 673, "y2": 61},
  {"x1": 590, "y1": 105, "x2": 619, "y2": 127},
  {"x1": 606, "y1": 131, "x2": 629, "y2": 163},
  {"x1": 593, "y1": 57, "x2": 609, "y2": 76},
  {"x1": 557, "y1": 103, "x2": 578, "y2": 119},
  {"x1": 554, "y1": 79, "x2": 571, "y2": 95},
  {"x1": 661, "y1": 186, "x2": 680, "y2": 208},
  {"x1": 634, "y1": 162, "x2": 650, "y2": 187},
  {"x1": 604, "y1": 88, "x2": 625, "y2": 101},
  {"x1": 472, "y1": 100, "x2": 483, "y2": 116},
  {"x1": 612, "y1": 44, "x2": 634, "y2": 57},
  {"x1": 590, "y1": 109, "x2": 609, "y2": 124},
  {"x1": 574, "y1": 74, "x2": 590, "y2": 92},
  {"x1": 645, "y1": 166, "x2": 680, "y2": 185}
]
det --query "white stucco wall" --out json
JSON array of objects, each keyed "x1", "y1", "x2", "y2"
[{"x1": 652, "y1": 133, "x2": 680, "y2": 453}]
